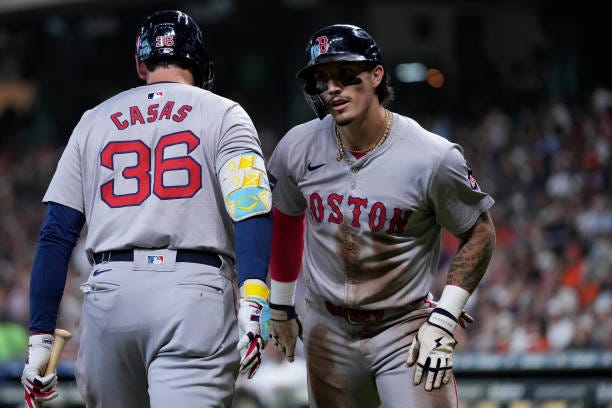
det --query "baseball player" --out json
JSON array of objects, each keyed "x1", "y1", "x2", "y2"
[
  {"x1": 21, "y1": 10, "x2": 272, "y2": 408},
  {"x1": 267, "y1": 24, "x2": 496, "y2": 407}
]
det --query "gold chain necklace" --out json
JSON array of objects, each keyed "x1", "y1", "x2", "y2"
[{"x1": 335, "y1": 109, "x2": 393, "y2": 164}]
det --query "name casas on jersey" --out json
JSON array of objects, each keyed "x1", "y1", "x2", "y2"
[{"x1": 110, "y1": 100, "x2": 193, "y2": 130}]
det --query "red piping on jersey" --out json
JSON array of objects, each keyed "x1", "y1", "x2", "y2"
[{"x1": 270, "y1": 207, "x2": 305, "y2": 282}]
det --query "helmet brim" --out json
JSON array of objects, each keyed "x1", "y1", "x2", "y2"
[{"x1": 296, "y1": 53, "x2": 380, "y2": 79}]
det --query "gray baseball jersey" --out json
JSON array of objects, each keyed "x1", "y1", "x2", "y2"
[
  {"x1": 45, "y1": 82, "x2": 264, "y2": 407},
  {"x1": 268, "y1": 112, "x2": 494, "y2": 310},
  {"x1": 44, "y1": 82, "x2": 263, "y2": 262}
]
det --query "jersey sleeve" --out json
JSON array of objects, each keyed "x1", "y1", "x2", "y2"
[
  {"x1": 215, "y1": 103, "x2": 263, "y2": 169},
  {"x1": 267, "y1": 134, "x2": 307, "y2": 216},
  {"x1": 42, "y1": 112, "x2": 89, "y2": 213},
  {"x1": 215, "y1": 103, "x2": 272, "y2": 221},
  {"x1": 429, "y1": 145, "x2": 494, "y2": 235}
]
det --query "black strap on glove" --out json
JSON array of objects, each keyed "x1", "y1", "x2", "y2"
[
  {"x1": 270, "y1": 303, "x2": 299, "y2": 321},
  {"x1": 269, "y1": 303, "x2": 303, "y2": 362}
]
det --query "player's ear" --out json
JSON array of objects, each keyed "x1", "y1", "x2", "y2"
[
  {"x1": 370, "y1": 65, "x2": 384, "y2": 88},
  {"x1": 135, "y1": 58, "x2": 147, "y2": 81}
]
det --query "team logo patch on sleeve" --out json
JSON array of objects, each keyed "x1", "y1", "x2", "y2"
[{"x1": 467, "y1": 169, "x2": 479, "y2": 190}]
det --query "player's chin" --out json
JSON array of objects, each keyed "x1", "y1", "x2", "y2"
[{"x1": 331, "y1": 110, "x2": 353, "y2": 127}]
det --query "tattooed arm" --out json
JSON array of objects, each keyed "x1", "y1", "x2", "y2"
[
  {"x1": 448, "y1": 211, "x2": 496, "y2": 293},
  {"x1": 407, "y1": 210, "x2": 495, "y2": 390}
]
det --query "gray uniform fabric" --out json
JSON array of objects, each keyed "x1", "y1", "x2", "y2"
[
  {"x1": 44, "y1": 82, "x2": 264, "y2": 407},
  {"x1": 44, "y1": 82, "x2": 261, "y2": 261},
  {"x1": 76, "y1": 253, "x2": 238, "y2": 407},
  {"x1": 268, "y1": 112, "x2": 494, "y2": 407}
]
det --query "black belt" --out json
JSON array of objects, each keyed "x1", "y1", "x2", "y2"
[
  {"x1": 324, "y1": 296, "x2": 426, "y2": 325},
  {"x1": 91, "y1": 249, "x2": 221, "y2": 268},
  {"x1": 325, "y1": 301, "x2": 385, "y2": 324}
]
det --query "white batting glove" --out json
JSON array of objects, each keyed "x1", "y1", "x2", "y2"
[
  {"x1": 429, "y1": 299, "x2": 475, "y2": 329},
  {"x1": 237, "y1": 279, "x2": 270, "y2": 379},
  {"x1": 21, "y1": 334, "x2": 59, "y2": 407},
  {"x1": 407, "y1": 308, "x2": 458, "y2": 391},
  {"x1": 269, "y1": 304, "x2": 303, "y2": 363}
]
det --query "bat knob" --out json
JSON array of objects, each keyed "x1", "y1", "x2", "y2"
[{"x1": 54, "y1": 328, "x2": 73, "y2": 340}]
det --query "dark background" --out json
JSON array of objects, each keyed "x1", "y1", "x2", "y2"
[
  {"x1": 0, "y1": 2, "x2": 610, "y2": 406},
  {"x1": 0, "y1": 0, "x2": 609, "y2": 152}
]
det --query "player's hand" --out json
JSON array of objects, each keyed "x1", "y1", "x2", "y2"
[
  {"x1": 237, "y1": 280, "x2": 270, "y2": 379},
  {"x1": 407, "y1": 308, "x2": 458, "y2": 391},
  {"x1": 429, "y1": 299, "x2": 474, "y2": 329},
  {"x1": 21, "y1": 334, "x2": 59, "y2": 407},
  {"x1": 269, "y1": 303, "x2": 302, "y2": 363},
  {"x1": 457, "y1": 310, "x2": 474, "y2": 329}
]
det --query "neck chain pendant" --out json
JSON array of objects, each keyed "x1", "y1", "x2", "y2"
[{"x1": 335, "y1": 109, "x2": 392, "y2": 166}]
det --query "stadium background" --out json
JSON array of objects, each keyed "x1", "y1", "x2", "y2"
[{"x1": 0, "y1": 0, "x2": 610, "y2": 407}]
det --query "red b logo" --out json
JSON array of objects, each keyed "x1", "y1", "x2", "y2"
[{"x1": 317, "y1": 36, "x2": 329, "y2": 54}]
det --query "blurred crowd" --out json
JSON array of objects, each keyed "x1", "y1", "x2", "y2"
[
  {"x1": 0, "y1": 86, "x2": 610, "y2": 365},
  {"x1": 442, "y1": 86, "x2": 612, "y2": 354}
]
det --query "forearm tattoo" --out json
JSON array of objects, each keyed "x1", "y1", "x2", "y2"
[{"x1": 447, "y1": 213, "x2": 495, "y2": 292}]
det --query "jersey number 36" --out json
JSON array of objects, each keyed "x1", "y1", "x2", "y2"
[{"x1": 100, "y1": 131, "x2": 202, "y2": 207}]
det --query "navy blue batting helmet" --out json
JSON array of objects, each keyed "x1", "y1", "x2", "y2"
[
  {"x1": 136, "y1": 10, "x2": 214, "y2": 89},
  {"x1": 297, "y1": 24, "x2": 383, "y2": 80}
]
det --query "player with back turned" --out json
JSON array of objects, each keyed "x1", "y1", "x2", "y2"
[
  {"x1": 267, "y1": 24, "x2": 496, "y2": 407},
  {"x1": 21, "y1": 10, "x2": 272, "y2": 407}
]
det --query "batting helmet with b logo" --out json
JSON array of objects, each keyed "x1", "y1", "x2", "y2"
[
  {"x1": 296, "y1": 24, "x2": 386, "y2": 119},
  {"x1": 297, "y1": 24, "x2": 384, "y2": 80},
  {"x1": 136, "y1": 10, "x2": 214, "y2": 90}
]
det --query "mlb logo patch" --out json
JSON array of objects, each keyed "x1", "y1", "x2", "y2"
[
  {"x1": 148, "y1": 91, "x2": 164, "y2": 100},
  {"x1": 147, "y1": 255, "x2": 165, "y2": 265}
]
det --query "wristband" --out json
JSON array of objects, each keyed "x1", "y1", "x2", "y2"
[
  {"x1": 437, "y1": 285, "x2": 470, "y2": 319},
  {"x1": 270, "y1": 279, "x2": 297, "y2": 306},
  {"x1": 241, "y1": 279, "x2": 269, "y2": 301}
]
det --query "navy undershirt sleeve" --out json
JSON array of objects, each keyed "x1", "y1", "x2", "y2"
[
  {"x1": 234, "y1": 212, "x2": 272, "y2": 286},
  {"x1": 29, "y1": 202, "x2": 85, "y2": 334}
]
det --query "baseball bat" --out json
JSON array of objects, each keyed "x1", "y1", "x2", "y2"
[
  {"x1": 36, "y1": 328, "x2": 73, "y2": 407},
  {"x1": 44, "y1": 328, "x2": 73, "y2": 376}
]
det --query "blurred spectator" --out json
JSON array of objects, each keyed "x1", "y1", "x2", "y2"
[
  {"x1": 0, "y1": 318, "x2": 27, "y2": 362},
  {"x1": 0, "y1": 285, "x2": 27, "y2": 361},
  {"x1": 0, "y1": 83, "x2": 610, "y2": 360}
]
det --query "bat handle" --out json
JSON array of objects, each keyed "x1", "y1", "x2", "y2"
[
  {"x1": 44, "y1": 328, "x2": 73, "y2": 376},
  {"x1": 36, "y1": 328, "x2": 73, "y2": 407}
]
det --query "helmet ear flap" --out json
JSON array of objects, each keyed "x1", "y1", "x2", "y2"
[
  {"x1": 303, "y1": 78, "x2": 319, "y2": 96},
  {"x1": 303, "y1": 90, "x2": 327, "y2": 120},
  {"x1": 202, "y1": 61, "x2": 215, "y2": 90}
]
